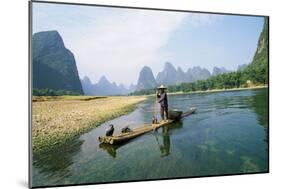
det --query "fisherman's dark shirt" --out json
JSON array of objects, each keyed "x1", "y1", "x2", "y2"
[{"x1": 157, "y1": 92, "x2": 168, "y2": 107}]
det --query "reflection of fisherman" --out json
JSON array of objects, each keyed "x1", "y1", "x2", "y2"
[
  {"x1": 154, "y1": 126, "x2": 170, "y2": 157},
  {"x1": 160, "y1": 126, "x2": 170, "y2": 156},
  {"x1": 157, "y1": 85, "x2": 168, "y2": 120}
]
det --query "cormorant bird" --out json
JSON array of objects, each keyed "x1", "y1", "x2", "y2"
[
  {"x1": 105, "y1": 124, "x2": 114, "y2": 136},
  {"x1": 121, "y1": 126, "x2": 132, "y2": 133}
]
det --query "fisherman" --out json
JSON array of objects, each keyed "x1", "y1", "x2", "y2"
[{"x1": 157, "y1": 85, "x2": 169, "y2": 120}]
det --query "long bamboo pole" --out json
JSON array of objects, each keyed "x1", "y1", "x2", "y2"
[{"x1": 154, "y1": 89, "x2": 158, "y2": 122}]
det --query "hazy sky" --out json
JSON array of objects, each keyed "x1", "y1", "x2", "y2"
[{"x1": 32, "y1": 2, "x2": 264, "y2": 86}]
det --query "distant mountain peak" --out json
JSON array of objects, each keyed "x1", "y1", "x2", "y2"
[
  {"x1": 136, "y1": 66, "x2": 157, "y2": 90},
  {"x1": 156, "y1": 62, "x2": 178, "y2": 85},
  {"x1": 33, "y1": 30, "x2": 65, "y2": 53},
  {"x1": 186, "y1": 66, "x2": 211, "y2": 81},
  {"x1": 164, "y1": 62, "x2": 175, "y2": 69},
  {"x1": 82, "y1": 76, "x2": 91, "y2": 82},
  {"x1": 34, "y1": 30, "x2": 60, "y2": 37},
  {"x1": 212, "y1": 66, "x2": 230, "y2": 76},
  {"x1": 177, "y1": 66, "x2": 184, "y2": 72},
  {"x1": 81, "y1": 76, "x2": 93, "y2": 86},
  {"x1": 100, "y1": 75, "x2": 107, "y2": 80},
  {"x1": 98, "y1": 75, "x2": 110, "y2": 84},
  {"x1": 112, "y1": 82, "x2": 118, "y2": 87},
  {"x1": 81, "y1": 75, "x2": 132, "y2": 96},
  {"x1": 141, "y1": 66, "x2": 153, "y2": 72}
]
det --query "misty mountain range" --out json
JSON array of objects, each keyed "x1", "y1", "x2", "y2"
[
  {"x1": 32, "y1": 30, "x2": 245, "y2": 96},
  {"x1": 81, "y1": 76, "x2": 136, "y2": 96},
  {"x1": 81, "y1": 62, "x2": 234, "y2": 95},
  {"x1": 135, "y1": 62, "x2": 232, "y2": 91}
]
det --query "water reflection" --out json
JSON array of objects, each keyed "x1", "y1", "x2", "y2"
[
  {"x1": 248, "y1": 89, "x2": 269, "y2": 144},
  {"x1": 154, "y1": 121, "x2": 183, "y2": 157},
  {"x1": 33, "y1": 138, "x2": 83, "y2": 181},
  {"x1": 99, "y1": 143, "x2": 119, "y2": 158},
  {"x1": 248, "y1": 89, "x2": 268, "y2": 128},
  {"x1": 154, "y1": 126, "x2": 170, "y2": 157}
]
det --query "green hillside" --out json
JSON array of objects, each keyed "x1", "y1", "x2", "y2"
[
  {"x1": 244, "y1": 18, "x2": 269, "y2": 84},
  {"x1": 32, "y1": 30, "x2": 84, "y2": 95}
]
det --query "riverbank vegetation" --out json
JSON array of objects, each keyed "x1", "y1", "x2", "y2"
[
  {"x1": 131, "y1": 68, "x2": 268, "y2": 95},
  {"x1": 32, "y1": 96, "x2": 146, "y2": 154},
  {"x1": 33, "y1": 88, "x2": 82, "y2": 96}
]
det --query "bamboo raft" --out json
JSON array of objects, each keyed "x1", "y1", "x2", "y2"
[{"x1": 98, "y1": 107, "x2": 196, "y2": 145}]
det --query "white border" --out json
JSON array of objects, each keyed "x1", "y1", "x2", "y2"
[{"x1": 1, "y1": 0, "x2": 280, "y2": 189}]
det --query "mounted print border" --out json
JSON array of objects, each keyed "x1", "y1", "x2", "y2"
[{"x1": 29, "y1": 0, "x2": 269, "y2": 188}]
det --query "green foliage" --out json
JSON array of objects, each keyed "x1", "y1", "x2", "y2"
[
  {"x1": 244, "y1": 17, "x2": 269, "y2": 84},
  {"x1": 33, "y1": 88, "x2": 81, "y2": 96},
  {"x1": 129, "y1": 88, "x2": 156, "y2": 95},
  {"x1": 168, "y1": 84, "x2": 181, "y2": 93}
]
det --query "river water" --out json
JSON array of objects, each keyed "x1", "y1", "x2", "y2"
[{"x1": 32, "y1": 88, "x2": 269, "y2": 187}]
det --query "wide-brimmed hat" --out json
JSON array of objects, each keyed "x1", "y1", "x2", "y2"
[{"x1": 157, "y1": 84, "x2": 167, "y2": 89}]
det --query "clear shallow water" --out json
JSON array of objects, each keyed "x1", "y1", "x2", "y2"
[{"x1": 33, "y1": 88, "x2": 269, "y2": 187}]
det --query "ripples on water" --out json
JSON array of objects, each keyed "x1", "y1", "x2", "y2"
[{"x1": 32, "y1": 88, "x2": 269, "y2": 187}]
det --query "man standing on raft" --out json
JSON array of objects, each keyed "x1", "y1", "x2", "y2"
[{"x1": 157, "y1": 85, "x2": 169, "y2": 120}]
